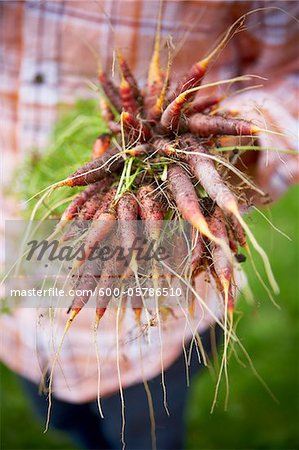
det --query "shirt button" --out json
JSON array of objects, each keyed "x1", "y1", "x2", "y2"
[{"x1": 33, "y1": 73, "x2": 44, "y2": 84}]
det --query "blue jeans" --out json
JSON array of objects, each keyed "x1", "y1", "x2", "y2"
[{"x1": 20, "y1": 325, "x2": 220, "y2": 450}]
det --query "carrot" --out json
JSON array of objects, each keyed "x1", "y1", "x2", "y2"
[
  {"x1": 136, "y1": 185, "x2": 165, "y2": 270},
  {"x1": 59, "y1": 179, "x2": 111, "y2": 225},
  {"x1": 75, "y1": 212, "x2": 116, "y2": 270},
  {"x1": 160, "y1": 92, "x2": 187, "y2": 131},
  {"x1": 188, "y1": 113, "x2": 259, "y2": 137},
  {"x1": 92, "y1": 133, "x2": 111, "y2": 160},
  {"x1": 117, "y1": 51, "x2": 141, "y2": 101},
  {"x1": 63, "y1": 148, "x2": 121, "y2": 187},
  {"x1": 98, "y1": 70, "x2": 122, "y2": 111},
  {"x1": 144, "y1": 76, "x2": 165, "y2": 121},
  {"x1": 122, "y1": 112, "x2": 152, "y2": 144},
  {"x1": 94, "y1": 187, "x2": 117, "y2": 217},
  {"x1": 226, "y1": 222, "x2": 239, "y2": 254},
  {"x1": 73, "y1": 188, "x2": 117, "y2": 269},
  {"x1": 144, "y1": 2, "x2": 164, "y2": 119},
  {"x1": 207, "y1": 205, "x2": 236, "y2": 412},
  {"x1": 186, "y1": 95, "x2": 221, "y2": 116},
  {"x1": 160, "y1": 92, "x2": 221, "y2": 132},
  {"x1": 146, "y1": 18, "x2": 163, "y2": 92},
  {"x1": 181, "y1": 134, "x2": 238, "y2": 215},
  {"x1": 126, "y1": 143, "x2": 152, "y2": 156},
  {"x1": 137, "y1": 184, "x2": 170, "y2": 416},
  {"x1": 118, "y1": 53, "x2": 140, "y2": 114},
  {"x1": 137, "y1": 185, "x2": 165, "y2": 287},
  {"x1": 137, "y1": 185, "x2": 165, "y2": 279},
  {"x1": 116, "y1": 192, "x2": 138, "y2": 275},
  {"x1": 180, "y1": 137, "x2": 278, "y2": 294},
  {"x1": 167, "y1": 165, "x2": 215, "y2": 241},
  {"x1": 148, "y1": 41, "x2": 173, "y2": 124},
  {"x1": 99, "y1": 98, "x2": 121, "y2": 134},
  {"x1": 170, "y1": 14, "x2": 245, "y2": 100},
  {"x1": 70, "y1": 259, "x2": 102, "y2": 315},
  {"x1": 227, "y1": 213, "x2": 247, "y2": 247},
  {"x1": 208, "y1": 207, "x2": 234, "y2": 313},
  {"x1": 137, "y1": 185, "x2": 164, "y2": 222},
  {"x1": 129, "y1": 291, "x2": 142, "y2": 318},
  {"x1": 95, "y1": 258, "x2": 119, "y2": 322},
  {"x1": 61, "y1": 193, "x2": 104, "y2": 243},
  {"x1": 57, "y1": 179, "x2": 113, "y2": 241},
  {"x1": 171, "y1": 60, "x2": 208, "y2": 101},
  {"x1": 116, "y1": 192, "x2": 138, "y2": 248},
  {"x1": 207, "y1": 206, "x2": 235, "y2": 412},
  {"x1": 119, "y1": 77, "x2": 139, "y2": 115},
  {"x1": 153, "y1": 137, "x2": 176, "y2": 156}
]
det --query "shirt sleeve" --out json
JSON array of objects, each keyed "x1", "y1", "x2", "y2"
[{"x1": 222, "y1": 2, "x2": 299, "y2": 200}]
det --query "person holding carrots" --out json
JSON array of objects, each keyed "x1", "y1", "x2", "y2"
[{"x1": 1, "y1": 1, "x2": 298, "y2": 449}]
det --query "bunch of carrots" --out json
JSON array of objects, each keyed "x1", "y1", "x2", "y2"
[
  {"x1": 18, "y1": 9, "x2": 293, "y2": 443},
  {"x1": 42, "y1": 13, "x2": 280, "y2": 335}
]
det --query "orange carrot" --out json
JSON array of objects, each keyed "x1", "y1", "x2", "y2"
[{"x1": 92, "y1": 133, "x2": 111, "y2": 160}]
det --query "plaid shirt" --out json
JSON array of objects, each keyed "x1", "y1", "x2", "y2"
[{"x1": 1, "y1": 0, "x2": 298, "y2": 402}]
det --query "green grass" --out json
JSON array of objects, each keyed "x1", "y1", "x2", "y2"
[
  {"x1": 12, "y1": 99, "x2": 107, "y2": 220},
  {"x1": 0, "y1": 365, "x2": 75, "y2": 450},
  {"x1": 1, "y1": 101, "x2": 298, "y2": 449}
]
